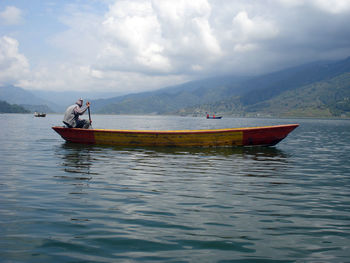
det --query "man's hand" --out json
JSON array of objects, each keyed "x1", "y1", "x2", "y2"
[{"x1": 86, "y1": 101, "x2": 90, "y2": 107}]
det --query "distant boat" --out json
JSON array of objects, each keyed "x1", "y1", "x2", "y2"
[
  {"x1": 207, "y1": 116, "x2": 222, "y2": 119},
  {"x1": 206, "y1": 113, "x2": 222, "y2": 119},
  {"x1": 52, "y1": 124, "x2": 299, "y2": 147},
  {"x1": 34, "y1": 112, "x2": 46, "y2": 117}
]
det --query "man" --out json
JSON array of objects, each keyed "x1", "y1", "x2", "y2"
[{"x1": 63, "y1": 98, "x2": 91, "y2": 129}]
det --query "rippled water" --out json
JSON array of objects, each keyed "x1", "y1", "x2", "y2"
[{"x1": 0, "y1": 114, "x2": 349, "y2": 262}]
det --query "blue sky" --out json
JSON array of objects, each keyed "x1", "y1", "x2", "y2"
[{"x1": 1, "y1": 0, "x2": 350, "y2": 94}]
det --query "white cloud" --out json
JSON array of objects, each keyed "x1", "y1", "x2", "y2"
[
  {"x1": 0, "y1": 6, "x2": 23, "y2": 25},
  {"x1": 50, "y1": 11, "x2": 102, "y2": 59},
  {"x1": 97, "y1": 0, "x2": 221, "y2": 75},
  {"x1": 152, "y1": 0, "x2": 221, "y2": 69},
  {"x1": 191, "y1": 64, "x2": 203, "y2": 71},
  {"x1": 0, "y1": 36, "x2": 29, "y2": 86},
  {"x1": 5, "y1": 0, "x2": 350, "y2": 93},
  {"x1": 100, "y1": 0, "x2": 170, "y2": 72},
  {"x1": 232, "y1": 11, "x2": 279, "y2": 42},
  {"x1": 233, "y1": 43, "x2": 258, "y2": 52},
  {"x1": 278, "y1": 0, "x2": 305, "y2": 7},
  {"x1": 312, "y1": 0, "x2": 350, "y2": 14},
  {"x1": 278, "y1": 0, "x2": 350, "y2": 14},
  {"x1": 192, "y1": 17, "x2": 221, "y2": 55}
]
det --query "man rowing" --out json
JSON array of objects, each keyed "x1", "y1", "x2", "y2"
[{"x1": 63, "y1": 98, "x2": 91, "y2": 129}]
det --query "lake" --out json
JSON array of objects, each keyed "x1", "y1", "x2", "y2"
[{"x1": 0, "y1": 114, "x2": 349, "y2": 262}]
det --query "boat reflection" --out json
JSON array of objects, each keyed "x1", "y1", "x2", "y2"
[
  {"x1": 108, "y1": 144, "x2": 288, "y2": 159},
  {"x1": 106, "y1": 145, "x2": 290, "y2": 180},
  {"x1": 57, "y1": 142, "x2": 288, "y2": 159},
  {"x1": 55, "y1": 142, "x2": 95, "y2": 178},
  {"x1": 55, "y1": 142, "x2": 289, "y2": 182}
]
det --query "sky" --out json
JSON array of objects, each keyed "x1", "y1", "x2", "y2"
[{"x1": 1, "y1": 0, "x2": 350, "y2": 94}]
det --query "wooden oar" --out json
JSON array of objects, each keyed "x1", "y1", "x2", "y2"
[{"x1": 88, "y1": 106, "x2": 92, "y2": 127}]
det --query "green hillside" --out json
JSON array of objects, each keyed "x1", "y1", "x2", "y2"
[
  {"x1": 244, "y1": 73, "x2": 350, "y2": 117},
  {"x1": 91, "y1": 57, "x2": 350, "y2": 118},
  {"x1": 0, "y1": 86, "x2": 56, "y2": 112},
  {"x1": 0, "y1": 100, "x2": 30, "y2": 113},
  {"x1": 95, "y1": 77, "x2": 245, "y2": 114},
  {"x1": 181, "y1": 73, "x2": 350, "y2": 118},
  {"x1": 240, "y1": 57, "x2": 350, "y2": 105}
]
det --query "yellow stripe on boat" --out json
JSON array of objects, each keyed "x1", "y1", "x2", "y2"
[{"x1": 93, "y1": 128, "x2": 244, "y2": 147}]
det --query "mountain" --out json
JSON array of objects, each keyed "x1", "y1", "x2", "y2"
[
  {"x1": 0, "y1": 86, "x2": 56, "y2": 113},
  {"x1": 92, "y1": 75, "x2": 248, "y2": 114},
  {"x1": 20, "y1": 104, "x2": 54, "y2": 114},
  {"x1": 240, "y1": 57, "x2": 350, "y2": 105},
  {"x1": 2, "y1": 57, "x2": 349, "y2": 117},
  {"x1": 92, "y1": 57, "x2": 350, "y2": 117},
  {"x1": 30, "y1": 90, "x2": 124, "y2": 112},
  {"x1": 0, "y1": 100, "x2": 30, "y2": 113},
  {"x1": 245, "y1": 73, "x2": 350, "y2": 117},
  {"x1": 184, "y1": 72, "x2": 350, "y2": 118}
]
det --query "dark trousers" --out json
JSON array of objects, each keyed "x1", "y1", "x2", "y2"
[
  {"x1": 64, "y1": 120, "x2": 90, "y2": 129},
  {"x1": 76, "y1": 119, "x2": 91, "y2": 129}
]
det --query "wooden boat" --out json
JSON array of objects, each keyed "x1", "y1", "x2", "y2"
[
  {"x1": 52, "y1": 124, "x2": 298, "y2": 147},
  {"x1": 34, "y1": 112, "x2": 46, "y2": 117},
  {"x1": 207, "y1": 116, "x2": 222, "y2": 119}
]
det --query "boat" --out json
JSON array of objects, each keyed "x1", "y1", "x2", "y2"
[
  {"x1": 52, "y1": 124, "x2": 299, "y2": 147},
  {"x1": 34, "y1": 112, "x2": 46, "y2": 117},
  {"x1": 206, "y1": 113, "x2": 222, "y2": 119},
  {"x1": 207, "y1": 116, "x2": 222, "y2": 119}
]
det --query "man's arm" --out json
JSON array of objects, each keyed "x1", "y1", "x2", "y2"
[
  {"x1": 74, "y1": 105, "x2": 87, "y2": 115},
  {"x1": 74, "y1": 101, "x2": 90, "y2": 115}
]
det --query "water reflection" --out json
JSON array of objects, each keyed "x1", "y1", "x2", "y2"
[
  {"x1": 55, "y1": 142, "x2": 95, "y2": 179},
  {"x1": 56, "y1": 142, "x2": 288, "y2": 166},
  {"x1": 55, "y1": 142, "x2": 289, "y2": 184},
  {"x1": 102, "y1": 144, "x2": 288, "y2": 159}
]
